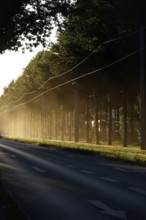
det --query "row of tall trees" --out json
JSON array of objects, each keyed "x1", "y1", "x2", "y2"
[
  {"x1": 0, "y1": 0, "x2": 73, "y2": 52},
  {"x1": 0, "y1": 0, "x2": 145, "y2": 147}
]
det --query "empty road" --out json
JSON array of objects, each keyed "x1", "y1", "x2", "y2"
[{"x1": 0, "y1": 138, "x2": 146, "y2": 220}]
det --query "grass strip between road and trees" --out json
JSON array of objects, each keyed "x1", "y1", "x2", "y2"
[
  {"x1": 2, "y1": 136, "x2": 146, "y2": 167},
  {"x1": 0, "y1": 137, "x2": 146, "y2": 219}
]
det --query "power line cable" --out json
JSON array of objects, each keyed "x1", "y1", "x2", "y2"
[
  {"x1": 4, "y1": 28, "x2": 141, "y2": 107},
  {"x1": 99, "y1": 29, "x2": 141, "y2": 45},
  {"x1": 2, "y1": 46, "x2": 144, "y2": 114},
  {"x1": 6, "y1": 50, "x2": 96, "y2": 106}
]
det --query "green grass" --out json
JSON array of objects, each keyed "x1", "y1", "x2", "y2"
[
  {"x1": 2, "y1": 136, "x2": 146, "y2": 166},
  {"x1": 0, "y1": 136, "x2": 145, "y2": 219}
]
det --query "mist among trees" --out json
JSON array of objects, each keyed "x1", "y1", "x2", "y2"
[{"x1": 0, "y1": 0, "x2": 146, "y2": 147}]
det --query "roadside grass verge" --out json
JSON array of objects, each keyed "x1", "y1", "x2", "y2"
[{"x1": 2, "y1": 136, "x2": 146, "y2": 166}]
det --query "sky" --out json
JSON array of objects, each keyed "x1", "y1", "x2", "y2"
[
  {"x1": 0, "y1": 47, "x2": 43, "y2": 95},
  {"x1": 0, "y1": 30, "x2": 57, "y2": 96}
]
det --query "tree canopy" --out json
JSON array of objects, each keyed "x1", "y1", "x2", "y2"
[
  {"x1": 0, "y1": 0, "x2": 146, "y2": 147},
  {"x1": 0, "y1": 0, "x2": 73, "y2": 53},
  {"x1": 0, "y1": 0, "x2": 146, "y2": 53}
]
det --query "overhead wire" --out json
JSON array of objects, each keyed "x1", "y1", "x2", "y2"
[
  {"x1": 99, "y1": 29, "x2": 141, "y2": 45},
  {"x1": 4, "y1": 27, "x2": 141, "y2": 107},
  {"x1": 1, "y1": 46, "x2": 145, "y2": 114},
  {"x1": 6, "y1": 49, "x2": 96, "y2": 106}
]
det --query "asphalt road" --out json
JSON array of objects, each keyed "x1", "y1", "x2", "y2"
[{"x1": 0, "y1": 138, "x2": 146, "y2": 220}]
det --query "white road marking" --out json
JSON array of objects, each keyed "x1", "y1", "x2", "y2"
[
  {"x1": 31, "y1": 166, "x2": 46, "y2": 173},
  {"x1": 129, "y1": 187, "x2": 146, "y2": 196},
  {"x1": 100, "y1": 177, "x2": 119, "y2": 183},
  {"x1": 89, "y1": 200, "x2": 127, "y2": 219},
  {"x1": 80, "y1": 170, "x2": 93, "y2": 175},
  {"x1": 114, "y1": 168, "x2": 128, "y2": 172}
]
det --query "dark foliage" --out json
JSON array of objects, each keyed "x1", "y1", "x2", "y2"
[{"x1": 0, "y1": 0, "x2": 72, "y2": 53}]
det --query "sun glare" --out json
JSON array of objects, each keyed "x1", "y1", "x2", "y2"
[
  {"x1": 0, "y1": 46, "x2": 43, "y2": 95},
  {"x1": 0, "y1": 28, "x2": 57, "y2": 96}
]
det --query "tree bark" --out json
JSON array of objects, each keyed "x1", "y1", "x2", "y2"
[
  {"x1": 123, "y1": 90, "x2": 128, "y2": 147},
  {"x1": 95, "y1": 95, "x2": 100, "y2": 144},
  {"x1": 74, "y1": 84, "x2": 79, "y2": 142},
  {"x1": 86, "y1": 97, "x2": 90, "y2": 143},
  {"x1": 108, "y1": 95, "x2": 112, "y2": 145}
]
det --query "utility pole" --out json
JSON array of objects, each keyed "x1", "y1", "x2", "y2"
[{"x1": 140, "y1": 26, "x2": 146, "y2": 149}]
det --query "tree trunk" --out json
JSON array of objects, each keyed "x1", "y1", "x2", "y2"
[
  {"x1": 69, "y1": 112, "x2": 72, "y2": 141},
  {"x1": 95, "y1": 95, "x2": 100, "y2": 144},
  {"x1": 140, "y1": 27, "x2": 146, "y2": 149},
  {"x1": 49, "y1": 111, "x2": 52, "y2": 140},
  {"x1": 86, "y1": 97, "x2": 90, "y2": 143},
  {"x1": 41, "y1": 95, "x2": 45, "y2": 139},
  {"x1": 55, "y1": 109, "x2": 58, "y2": 140},
  {"x1": 108, "y1": 95, "x2": 112, "y2": 145},
  {"x1": 61, "y1": 105, "x2": 64, "y2": 141},
  {"x1": 123, "y1": 90, "x2": 128, "y2": 147},
  {"x1": 74, "y1": 85, "x2": 79, "y2": 142}
]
